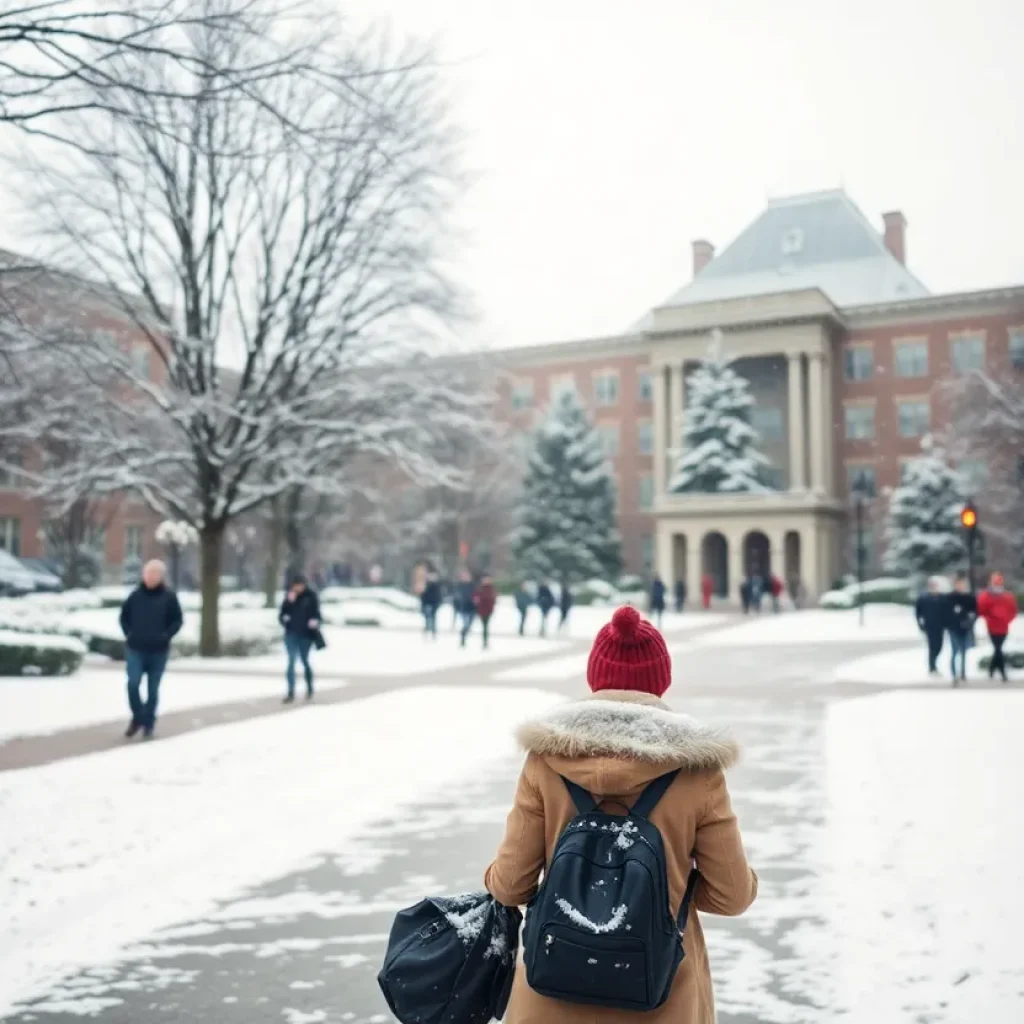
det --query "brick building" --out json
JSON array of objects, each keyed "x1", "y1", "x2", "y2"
[{"x1": 497, "y1": 189, "x2": 1024, "y2": 598}]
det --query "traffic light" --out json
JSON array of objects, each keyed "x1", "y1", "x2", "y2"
[
  {"x1": 960, "y1": 502, "x2": 979, "y2": 593},
  {"x1": 960, "y1": 504, "x2": 978, "y2": 530}
]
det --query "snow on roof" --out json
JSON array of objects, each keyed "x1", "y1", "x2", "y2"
[{"x1": 634, "y1": 190, "x2": 930, "y2": 329}]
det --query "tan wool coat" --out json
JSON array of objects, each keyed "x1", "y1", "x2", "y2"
[{"x1": 484, "y1": 690, "x2": 757, "y2": 1024}]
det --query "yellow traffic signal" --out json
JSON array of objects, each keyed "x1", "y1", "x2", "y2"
[{"x1": 960, "y1": 506, "x2": 977, "y2": 529}]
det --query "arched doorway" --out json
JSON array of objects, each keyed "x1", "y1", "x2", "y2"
[
  {"x1": 743, "y1": 530, "x2": 771, "y2": 578},
  {"x1": 701, "y1": 532, "x2": 729, "y2": 598}
]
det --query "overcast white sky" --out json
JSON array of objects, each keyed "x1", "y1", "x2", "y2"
[{"x1": 342, "y1": 0, "x2": 1023, "y2": 350}]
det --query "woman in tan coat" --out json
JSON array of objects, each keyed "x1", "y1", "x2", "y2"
[{"x1": 485, "y1": 605, "x2": 757, "y2": 1023}]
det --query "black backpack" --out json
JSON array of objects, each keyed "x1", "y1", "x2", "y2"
[
  {"x1": 522, "y1": 769, "x2": 699, "y2": 1011},
  {"x1": 378, "y1": 892, "x2": 521, "y2": 1024}
]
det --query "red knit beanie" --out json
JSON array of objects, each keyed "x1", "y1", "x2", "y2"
[{"x1": 586, "y1": 606, "x2": 672, "y2": 698}]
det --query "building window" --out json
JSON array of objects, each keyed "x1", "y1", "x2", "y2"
[
  {"x1": 847, "y1": 463, "x2": 877, "y2": 498},
  {"x1": 637, "y1": 420, "x2": 654, "y2": 456},
  {"x1": 639, "y1": 474, "x2": 654, "y2": 509},
  {"x1": 637, "y1": 370, "x2": 653, "y2": 402},
  {"x1": 597, "y1": 423, "x2": 620, "y2": 458},
  {"x1": 641, "y1": 535, "x2": 654, "y2": 573},
  {"x1": 950, "y1": 334, "x2": 985, "y2": 374},
  {"x1": 751, "y1": 405, "x2": 784, "y2": 440},
  {"x1": 897, "y1": 399, "x2": 930, "y2": 438},
  {"x1": 0, "y1": 449, "x2": 21, "y2": 489},
  {"x1": 510, "y1": 379, "x2": 534, "y2": 410},
  {"x1": 893, "y1": 339, "x2": 929, "y2": 378},
  {"x1": 594, "y1": 370, "x2": 620, "y2": 407},
  {"x1": 843, "y1": 345, "x2": 874, "y2": 382},
  {"x1": 550, "y1": 374, "x2": 576, "y2": 400},
  {"x1": 1010, "y1": 329, "x2": 1024, "y2": 369},
  {"x1": 86, "y1": 525, "x2": 107, "y2": 559},
  {"x1": 0, "y1": 516, "x2": 21, "y2": 556},
  {"x1": 844, "y1": 404, "x2": 876, "y2": 440},
  {"x1": 125, "y1": 525, "x2": 143, "y2": 562}
]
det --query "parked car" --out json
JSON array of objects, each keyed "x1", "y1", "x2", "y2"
[{"x1": 0, "y1": 549, "x2": 39, "y2": 596}]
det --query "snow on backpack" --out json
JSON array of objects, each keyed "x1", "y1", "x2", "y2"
[
  {"x1": 522, "y1": 769, "x2": 699, "y2": 1011},
  {"x1": 378, "y1": 891, "x2": 520, "y2": 1024}
]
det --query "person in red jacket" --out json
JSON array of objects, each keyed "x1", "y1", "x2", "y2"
[
  {"x1": 769, "y1": 573, "x2": 784, "y2": 613},
  {"x1": 977, "y1": 571, "x2": 1018, "y2": 682},
  {"x1": 472, "y1": 575, "x2": 498, "y2": 650},
  {"x1": 701, "y1": 573, "x2": 714, "y2": 610}
]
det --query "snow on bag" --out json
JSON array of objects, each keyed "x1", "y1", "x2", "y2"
[{"x1": 378, "y1": 891, "x2": 520, "y2": 1024}]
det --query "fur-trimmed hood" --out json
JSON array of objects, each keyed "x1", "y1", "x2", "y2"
[{"x1": 516, "y1": 690, "x2": 739, "y2": 781}]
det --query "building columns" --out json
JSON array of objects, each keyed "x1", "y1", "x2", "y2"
[
  {"x1": 787, "y1": 351, "x2": 805, "y2": 490},
  {"x1": 668, "y1": 362, "x2": 685, "y2": 458},
  {"x1": 652, "y1": 365, "x2": 667, "y2": 499},
  {"x1": 807, "y1": 351, "x2": 826, "y2": 493}
]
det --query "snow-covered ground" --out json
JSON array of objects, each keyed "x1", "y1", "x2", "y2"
[
  {"x1": 0, "y1": 670, "x2": 349, "y2": 743},
  {"x1": 833, "y1": 639, "x2": 1021, "y2": 686},
  {"x1": 0, "y1": 685, "x2": 561, "y2": 1014},
  {"x1": 690, "y1": 605, "x2": 921, "y2": 648}
]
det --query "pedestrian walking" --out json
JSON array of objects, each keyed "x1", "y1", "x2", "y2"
[
  {"x1": 119, "y1": 559, "x2": 183, "y2": 739},
  {"x1": 557, "y1": 579, "x2": 573, "y2": 632},
  {"x1": 473, "y1": 575, "x2": 497, "y2": 649},
  {"x1": 515, "y1": 581, "x2": 532, "y2": 636},
  {"x1": 420, "y1": 571, "x2": 442, "y2": 639},
  {"x1": 650, "y1": 573, "x2": 667, "y2": 628},
  {"x1": 536, "y1": 582, "x2": 555, "y2": 636},
  {"x1": 674, "y1": 578, "x2": 686, "y2": 613},
  {"x1": 945, "y1": 571, "x2": 977, "y2": 685},
  {"x1": 977, "y1": 571, "x2": 1018, "y2": 683},
  {"x1": 455, "y1": 569, "x2": 476, "y2": 646},
  {"x1": 701, "y1": 572, "x2": 713, "y2": 610},
  {"x1": 740, "y1": 578, "x2": 752, "y2": 614},
  {"x1": 788, "y1": 575, "x2": 802, "y2": 609},
  {"x1": 749, "y1": 573, "x2": 765, "y2": 613},
  {"x1": 279, "y1": 574, "x2": 322, "y2": 702},
  {"x1": 769, "y1": 573, "x2": 783, "y2": 613},
  {"x1": 915, "y1": 577, "x2": 946, "y2": 675},
  {"x1": 484, "y1": 604, "x2": 757, "y2": 1022}
]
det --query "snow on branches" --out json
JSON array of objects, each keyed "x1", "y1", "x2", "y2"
[
  {"x1": 669, "y1": 332, "x2": 772, "y2": 494},
  {"x1": 513, "y1": 388, "x2": 621, "y2": 583},
  {"x1": 883, "y1": 436, "x2": 971, "y2": 579}
]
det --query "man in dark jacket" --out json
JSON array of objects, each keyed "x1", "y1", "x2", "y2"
[
  {"x1": 945, "y1": 572, "x2": 977, "y2": 685},
  {"x1": 514, "y1": 582, "x2": 532, "y2": 636},
  {"x1": 454, "y1": 569, "x2": 475, "y2": 642},
  {"x1": 557, "y1": 579, "x2": 574, "y2": 632},
  {"x1": 650, "y1": 574, "x2": 667, "y2": 628},
  {"x1": 420, "y1": 571, "x2": 442, "y2": 639},
  {"x1": 674, "y1": 579, "x2": 686, "y2": 614},
  {"x1": 279, "y1": 574, "x2": 322, "y2": 701},
  {"x1": 915, "y1": 577, "x2": 946, "y2": 675},
  {"x1": 536, "y1": 582, "x2": 555, "y2": 636},
  {"x1": 119, "y1": 560, "x2": 184, "y2": 738}
]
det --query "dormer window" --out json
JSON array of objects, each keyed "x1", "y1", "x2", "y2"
[{"x1": 781, "y1": 227, "x2": 804, "y2": 255}]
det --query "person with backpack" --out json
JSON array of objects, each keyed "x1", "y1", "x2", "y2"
[
  {"x1": 977, "y1": 570, "x2": 1018, "y2": 682},
  {"x1": 484, "y1": 605, "x2": 757, "y2": 1023}
]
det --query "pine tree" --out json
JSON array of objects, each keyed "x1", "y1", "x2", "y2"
[
  {"x1": 513, "y1": 389, "x2": 622, "y2": 582},
  {"x1": 669, "y1": 333, "x2": 771, "y2": 493},
  {"x1": 883, "y1": 437, "x2": 970, "y2": 578}
]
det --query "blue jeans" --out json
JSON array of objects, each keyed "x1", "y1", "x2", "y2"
[
  {"x1": 423, "y1": 605, "x2": 438, "y2": 637},
  {"x1": 284, "y1": 633, "x2": 314, "y2": 697},
  {"x1": 459, "y1": 610, "x2": 475, "y2": 646},
  {"x1": 126, "y1": 648, "x2": 168, "y2": 728},
  {"x1": 948, "y1": 630, "x2": 969, "y2": 680}
]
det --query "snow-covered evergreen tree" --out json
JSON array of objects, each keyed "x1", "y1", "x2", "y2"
[
  {"x1": 883, "y1": 437, "x2": 970, "y2": 578},
  {"x1": 669, "y1": 332, "x2": 771, "y2": 493},
  {"x1": 513, "y1": 389, "x2": 621, "y2": 582}
]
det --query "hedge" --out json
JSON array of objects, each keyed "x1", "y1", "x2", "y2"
[{"x1": 0, "y1": 634, "x2": 86, "y2": 676}]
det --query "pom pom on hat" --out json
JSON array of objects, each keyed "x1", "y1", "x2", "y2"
[{"x1": 587, "y1": 605, "x2": 672, "y2": 697}]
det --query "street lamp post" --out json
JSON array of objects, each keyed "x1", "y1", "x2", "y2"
[
  {"x1": 855, "y1": 490, "x2": 867, "y2": 627},
  {"x1": 960, "y1": 500, "x2": 979, "y2": 594}
]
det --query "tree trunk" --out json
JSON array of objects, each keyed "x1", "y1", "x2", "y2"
[
  {"x1": 284, "y1": 486, "x2": 304, "y2": 581},
  {"x1": 264, "y1": 496, "x2": 284, "y2": 609},
  {"x1": 199, "y1": 525, "x2": 225, "y2": 657}
]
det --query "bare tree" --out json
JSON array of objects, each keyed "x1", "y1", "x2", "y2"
[
  {"x1": 944, "y1": 370, "x2": 1024, "y2": 571},
  {"x1": 8, "y1": 4, "x2": 479, "y2": 654}
]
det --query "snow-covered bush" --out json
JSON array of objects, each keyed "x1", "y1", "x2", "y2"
[
  {"x1": 820, "y1": 578, "x2": 914, "y2": 609},
  {"x1": 0, "y1": 631, "x2": 86, "y2": 676},
  {"x1": 319, "y1": 586, "x2": 421, "y2": 613},
  {"x1": 819, "y1": 590, "x2": 856, "y2": 610}
]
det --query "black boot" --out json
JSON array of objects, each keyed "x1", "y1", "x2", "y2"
[
  {"x1": 125, "y1": 720, "x2": 142, "y2": 738},
  {"x1": 282, "y1": 694, "x2": 295, "y2": 704}
]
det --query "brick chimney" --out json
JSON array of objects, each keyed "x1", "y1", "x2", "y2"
[
  {"x1": 692, "y1": 239, "x2": 715, "y2": 277},
  {"x1": 882, "y1": 210, "x2": 907, "y2": 264}
]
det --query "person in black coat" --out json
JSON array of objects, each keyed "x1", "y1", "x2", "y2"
[
  {"x1": 279, "y1": 575, "x2": 322, "y2": 701},
  {"x1": 944, "y1": 572, "x2": 977, "y2": 685},
  {"x1": 915, "y1": 577, "x2": 946, "y2": 675},
  {"x1": 453, "y1": 570, "x2": 475, "y2": 640},
  {"x1": 558, "y1": 579, "x2": 574, "y2": 632},
  {"x1": 119, "y1": 559, "x2": 184, "y2": 738},
  {"x1": 650, "y1": 574, "x2": 667, "y2": 628},
  {"x1": 514, "y1": 582, "x2": 532, "y2": 636},
  {"x1": 536, "y1": 582, "x2": 555, "y2": 636},
  {"x1": 420, "y1": 572, "x2": 443, "y2": 639},
  {"x1": 674, "y1": 579, "x2": 686, "y2": 613}
]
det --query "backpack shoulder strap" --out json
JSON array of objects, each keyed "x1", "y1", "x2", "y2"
[
  {"x1": 676, "y1": 863, "x2": 700, "y2": 931},
  {"x1": 631, "y1": 769, "x2": 681, "y2": 819},
  {"x1": 560, "y1": 776, "x2": 598, "y2": 815}
]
